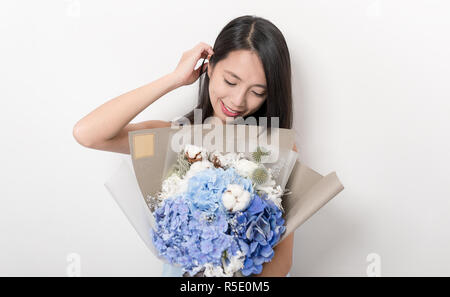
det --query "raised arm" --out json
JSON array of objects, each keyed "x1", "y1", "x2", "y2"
[
  {"x1": 72, "y1": 42, "x2": 214, "y2": 154},
  {"x1": 72, "y1": 73, "x2": 180, "y2": 153}
]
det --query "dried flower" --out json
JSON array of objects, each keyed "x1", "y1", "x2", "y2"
[{"x1": 251, "y1": 166, "x2": 269, "y2": 185}]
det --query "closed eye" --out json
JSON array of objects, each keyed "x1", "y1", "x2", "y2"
[
  {"x1": 224, "y1": 79, "x2": 236, "y2": 86},
  {"x1": 225, "y1": 79, "x2": 265, "y2": 97}
]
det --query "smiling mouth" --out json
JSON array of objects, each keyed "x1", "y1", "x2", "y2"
[{"x1": 220, "y1": 100, "x2": 244, "y2": 117}]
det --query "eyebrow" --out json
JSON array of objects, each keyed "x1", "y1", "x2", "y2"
[{"x1": 224, "y1": 70, "x2": 267, "y2": 89}]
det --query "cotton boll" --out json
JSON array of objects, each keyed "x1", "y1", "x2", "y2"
[
  {"x1": 222, "y1": 191, "x2": 236, "y2": 211},
  {"x1": 185, "y1": 160, "x2": 213, "y2": 179},
  {"x1": 184, "y1": 144, "x2": 201, "y2": 158},
  {"x1": 227, "y1": 184, "x2": 243, "y2": 196},
  {"x1": 184, "y1": 144, "x2": 208, "y2": 162},
  {"x1": 209, "y1": 151, "x2": 244, "y2": 168},
  {"x1": 234, "y1": 190, "x2": 251, "y2": 212},
  {"x1": 221, "y1": 184, "x2": 251, "y2": 212}
]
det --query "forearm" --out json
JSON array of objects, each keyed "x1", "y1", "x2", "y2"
[
  {"x1": 73, "y1": 72, "x2": 181, "y2": 146},
  {"x1": 253, "y1": 253, "x2": 292, "y2": 277}
]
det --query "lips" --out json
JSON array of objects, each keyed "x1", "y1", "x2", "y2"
[{"x1": 220, "y1": 100, "x2": 243, "y2": 117}]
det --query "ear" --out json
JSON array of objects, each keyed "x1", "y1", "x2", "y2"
[{"x1": 207, "y1": 64, "x2": 212, "y2": 78}]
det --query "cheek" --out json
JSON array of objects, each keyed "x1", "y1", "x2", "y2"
[
  {"x1": 248, "y1": 97, "x2": 265, "y2": 113},
  {"x1": 209, "y1": 81, "x2": 228, "y2": 104},
  {"x1": 213, "y1": 82, "x2": 228, "y2": 97}
]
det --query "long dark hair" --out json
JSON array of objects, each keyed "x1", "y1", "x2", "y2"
[{"x1": 181, "y1": 15, "x2": 293, "y2": 129}]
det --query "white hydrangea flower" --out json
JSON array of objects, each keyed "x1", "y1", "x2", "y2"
[
  {"x1": 159, "y1": 173, "x2": 188, "y2": 200},
  {"x1": 222, "y1": 184, "x2": 251, "y2": 212}
]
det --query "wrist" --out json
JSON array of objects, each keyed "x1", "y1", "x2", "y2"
[{"x1": 167, "y1": 71, "x2": 184, "y2": 89}]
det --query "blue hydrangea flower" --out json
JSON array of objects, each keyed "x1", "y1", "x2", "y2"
[
  {"x1": 186, "y1": 167, "x2": 253, "y2": 214},
  {"x1": 151, "y1": 166, "x2": 253, "y2": 276},
  {"x1": 232, "y1": 194, "x2": 286, "y2": 276}
]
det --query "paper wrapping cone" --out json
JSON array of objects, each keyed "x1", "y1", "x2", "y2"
[
  {"x1": 281, "y1": 163, "x2": 343, "y2": 242},
  {"x1": 122, "y1": 124, "x2": 344, "y2": 245},
  {"x1": 104, "y1": 157, "x2": 162, "y2": 259}
]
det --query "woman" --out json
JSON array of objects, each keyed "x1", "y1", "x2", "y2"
[{"x1": 73, "y1": 15, "x2": 296, "y2": 277}]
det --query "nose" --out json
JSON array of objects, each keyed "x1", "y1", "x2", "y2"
[{"x1": 230, "y1": 89, "x2": 246, "y2": 109}]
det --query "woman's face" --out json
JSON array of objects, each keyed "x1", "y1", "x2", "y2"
[{"x1": 207, "y1": 50, "x2": 267, "y2": 123}]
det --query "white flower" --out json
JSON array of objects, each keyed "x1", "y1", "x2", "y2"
[
  {"x1": 210, "y1": 150, "x2": 244, "y2": 168},
  {"x1": 159, "y1": 173, "x2": 187, "y2": 200},
  {"x1": 223, "y1": 251, "x2": 245, "y2": 275},
  {"x1": 184, "y1": 144, "x2": 208, "y2": 161},
  {"x1": 202, "y1": 251, "x2": 245, "y2": 277},
  {"x1": 233, "y1": 159, "x2": 259, "y2": 178},
  {"x1": 203, "y1": 263, "x2": 227, "y2": 277},
  {"x1": 221, "y1": 184, "x2": 251, "y2": 212},
  {"x1": 253, "y1": 168, "x2": 285, "y2": 210},
  {"x1": 184, "y1": 159, "x2": 214, "y2": 180},
  {"x1": 157, "y1": 158, "x2": 213, "y2": 202},
  {"x1": 256, "y1": 181, "x2": 285, "y2": 210}
]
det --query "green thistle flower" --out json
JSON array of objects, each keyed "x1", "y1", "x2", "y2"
[
  {"x1": 251, "y1": 166, "x2": 269, "y2": 185},
  {"x1": 251, "y1": 146, "x2": 270, "y2": 163}
]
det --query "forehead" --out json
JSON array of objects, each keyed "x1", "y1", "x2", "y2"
[{"x1": 217, "y1": 50, "x2": 266, "y2": 85}]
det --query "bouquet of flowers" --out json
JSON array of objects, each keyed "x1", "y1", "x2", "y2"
[
  {"x1": 149, "y1": 144, "x2": 288, "y2": 276},
  {"x1": 104, "y1": 124, "x2": 344, "y2": 277}
]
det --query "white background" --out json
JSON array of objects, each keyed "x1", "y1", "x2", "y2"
[{"x1": 1, "y1": 0, "x2": 449, "y2": 276}]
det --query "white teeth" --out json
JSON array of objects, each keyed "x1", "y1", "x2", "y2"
[
  {"x1": 223, "y1": 101, "x2": 240, "y2": 114},
  {"x1": 225, "y1": 105, "x2": 236, "y2": 113}
]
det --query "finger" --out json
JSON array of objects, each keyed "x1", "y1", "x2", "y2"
[
  {"x1": 199, "y1": 50, "x2": 209, "y2": 59},
  {"x1": 197, "y1": 42, "x2": 214, "y2": 56},
  {"x1": 193, "y1": 65, "x2": 202, "y2": 78},
  {"x1": 198, "y1": 42, "x2": 212, "y2": 51},
  {"x1": 194, "y1": 61, "x2": 208, "y2": 77},
  {"x1": 198, "y1": 54, "x2": 212, "y2": 65},
  {"x1": 202, "y1": 61, "x2": 209, "y2": 72}
]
